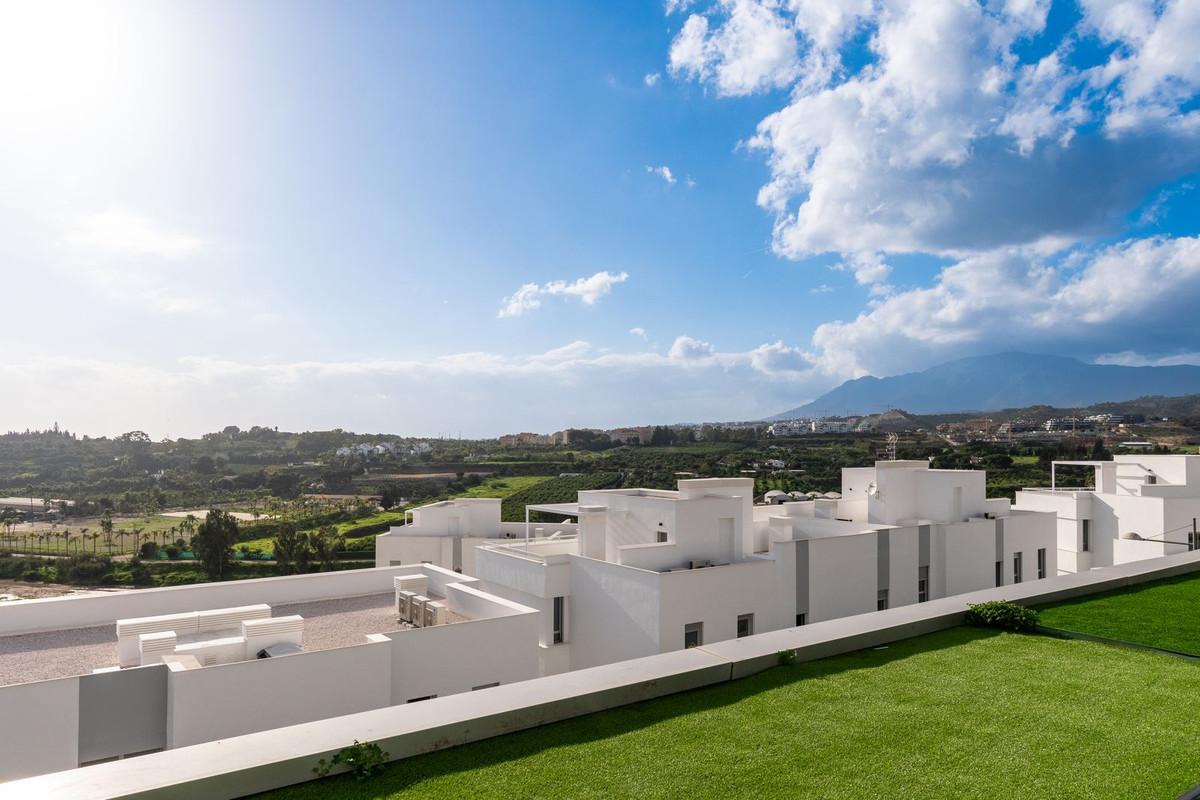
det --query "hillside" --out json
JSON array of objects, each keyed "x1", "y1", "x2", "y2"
[{"x1": 770, "y1": 353, "x2": 1200, "y2": 419}]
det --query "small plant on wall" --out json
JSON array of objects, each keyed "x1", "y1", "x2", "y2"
[{"x1": 313, "y1": 739, "x2": 390, "y2": 781}]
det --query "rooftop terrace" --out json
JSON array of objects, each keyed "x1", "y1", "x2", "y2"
[
  {"x1": 260, "y1": 625, "x2": 1200, "y2": 800},
  {"x1": 0, "y1": 592, "x2": 407, "y2": 687}
]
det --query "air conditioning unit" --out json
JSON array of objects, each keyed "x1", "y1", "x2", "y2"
[
  {"x1": 397, "y1": 590, "x2": 416, "y2": 622},
  {"x1": 424, "y1": 600, "x2": 447, "y2": 627},
  {"x1": 410, "y1": 595, "x2": 430, "y2": 627}
]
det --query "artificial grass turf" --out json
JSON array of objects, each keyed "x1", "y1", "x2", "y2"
[
  {"x1": 255, "y1": 627, "x2": 1200, "y2": 800},
  {"x1": 1038, "y1": 570, "x2": 1200, "y2": 654}
]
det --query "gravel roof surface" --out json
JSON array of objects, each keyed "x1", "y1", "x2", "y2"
[{"x1": 0, "y1": 592, "x2": 403, "y2": 687}]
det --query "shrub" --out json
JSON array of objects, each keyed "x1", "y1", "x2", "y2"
[
  {"x1": 139, "y1": 541, "x2": 159, "y2": 559},
  {"x1": 57, "y1": 554, "x2": 113, "y2": 585},
  {"x1": 164, "y1": 545, "x2": 181, "y2": 560},
  {"x1": 313, "y1": 740, "x2": 389, "y2": 781},
  {"x1": 128, "y1": 557, "x2": 152, "y2": 586},
  {"x1": 778, "y1": 649, "x2": 798, "y2": 667},
  {"x1": 965, "y1": 600, "x2": 1039, "y2": 632}
]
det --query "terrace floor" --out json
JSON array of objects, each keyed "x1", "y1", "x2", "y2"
[
  {"x1": 1038, "y1": 570, "x2": 1200, "y2": 653},
  {"x1": 0, "y1": 592, "x2": 401, "y2": 687},
  {"x1": 258, "y1": 627, "x2": 1200, "y2": 800}
]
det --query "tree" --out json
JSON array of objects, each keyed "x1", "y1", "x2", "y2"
[
  {"x1": 190, "y1": 509, "x2": 239, "y2": 580},
  {"x1": 379, "y1": 485, "x2": 402, "y2": 510},
  {"x1": 273, "y1": 523, "x2": 310, "y2": 575},
  {"x1": 308, "y1": 525, "x2": 343, "y2": 572}
]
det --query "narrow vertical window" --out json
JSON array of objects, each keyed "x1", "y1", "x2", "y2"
[
  {"x1": 918, "y1": 566, "x2": 929, "y2": 603},
  {"x1": 1013, "y1": 552, "x2": 1023, "y2": 584},
  {"x1": 795, "y1": 613, "x2": 806, "y2": 626},
  {"x1": 995, "y1": 560, "x2": 1003, "y2": 587},
  {"x1": 1037, "y1": 548, "x2": 1046, "y2": 579},
  {"x1": 1082, "y1": 519, "x2": 1091, "y2": 552},
  {"x1": 684, "y1": 622, "x2": 703, "y2": 648},
  {"x1": 552, "y1": 596, "x2": 564, "y2": 644},
  {"x1": 877, "y1": 589, "x2": 889, "y2": 611},
  {"x1": 737, "y1": 613, "x2": 754, "y2": 638}
]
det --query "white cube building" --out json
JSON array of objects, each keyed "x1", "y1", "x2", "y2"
[
  {"x1": 1014, "y1": 454, "x2": 1200, "y2": 572},
  {"x1": 380, "y1": 461, "x2": 1058, "y2": 674}
]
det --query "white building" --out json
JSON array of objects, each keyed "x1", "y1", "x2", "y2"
[
  {"x1": 380, "y1": 461, "x2": 1056, "y2": 674},
  {"x1": 1014, "y1": 454, "x2": 1200, "y2": 573},
  {"x1": 0, "y1": 564, "x2": 539, "y2": 781}
]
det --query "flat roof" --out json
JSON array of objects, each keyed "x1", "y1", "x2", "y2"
[
  {"x1": 525, "y1": 502, "x2": 581, "y2": 516},
  {"x1": 0, "y1": 592, "x2": 405, "y2": 688}
]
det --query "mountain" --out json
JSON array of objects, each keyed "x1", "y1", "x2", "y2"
[{"x1": 769, "y1": 353, "x2": 1200, "y2": 419}]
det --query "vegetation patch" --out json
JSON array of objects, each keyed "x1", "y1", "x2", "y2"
[
  {"x1": 258, "y1": 628, "x2": 1200, "y2": 800},
  {"x1": 1038, "y1": 571, "x2": 1200, "y2": 654}
]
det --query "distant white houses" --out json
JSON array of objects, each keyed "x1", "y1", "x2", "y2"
[
  {"x1": 1014, "y1": 454, "x2": 1200, "y2": 573},
  {"x1": 379, "y1": 460, "x2": 1057, "y2": 674}
]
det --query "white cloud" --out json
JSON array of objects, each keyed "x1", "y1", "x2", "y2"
[
  {"x1": 809, "y1": 283, "x2": 833, "y2": 293},
  {"x1": 644, "y1": 72, "x2": 661, "y2": 87},
  {"x1": 630, "y1": 327, "x2": 647, "y2": 338},
  {"x1": 497, "y1": 270, "x2": 630, "y2": 318},
  {"x1": 669, "y1": 0, "x2": 1200, "y2": 260},
  {"x1": 669, "y1": 0, "x2": 802, "y2": 96},
  {"x1": 645, "y1": 164, "x2": 677, "y2": 185},
  {"x1": 65, "y1": 208, "x2": 203, "y2": 259},
  {"x1": 665, "y1": 0, "x2": 694, "y2": 14},
  {"x1": 1094, "y1": 351, "x2": 1200, "y2": 367},
  {"x1": 807, "y1": 235, "x2": 1200, "y2": 380},
  {"x1": 0, "y1": 336, "x2": 830, "y2": 438},
  {"x1": 835, "y1": 251, "x2": 892, "y2": 294},
  {"x1": 669, "y1": 335, "x2": 715, "y2": 360}
]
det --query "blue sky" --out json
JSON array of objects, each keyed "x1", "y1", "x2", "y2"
[{"x1": 1, "y1": 0, "x2": 1198, "y2": 437}]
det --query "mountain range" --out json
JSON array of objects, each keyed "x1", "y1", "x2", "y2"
[{"x1": 769, "y1": 353, "x2": 1200, "y2": 419}]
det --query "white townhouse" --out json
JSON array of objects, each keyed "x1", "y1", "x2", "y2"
[
  {"x1": 379, "y1": 460, "x2": 1057, "y2": 674},
  {"x1": 1014, "y1": 454, "x2": 1200, "y2": 572}
]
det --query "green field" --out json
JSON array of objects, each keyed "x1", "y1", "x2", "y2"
[
  {"x1": 234, "y1": 478, "x2": 554, "y2": 553},
  {"x1": 257, "y1": 628, "x2": 1200, "y2": 800},
  {"x1": 1038, "y1": 571, "x2": 1200, "y2": 654}
]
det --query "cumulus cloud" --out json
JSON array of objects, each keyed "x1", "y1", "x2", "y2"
[
  {"x1": 669, "y1": 335, "x2": 715, "y2": 360},
  {"x1": 808, "y1": 235, "x2": 1200, "y2": 380},
  {"x1": 669, "y1": 0, "x2": 1200, "y2": 260},
  {"x1": 498, "y1": 270, "x2": 629, "y2": 318},
  {"x1": 644, "y1": 72, "x2": 661, "y2": 87},
  {"x1": 630, "y1": 327, "x2": 648, "y2": 338},
  {"x1": 645, "y1": 164, "x2": 677, "y2": 185}
]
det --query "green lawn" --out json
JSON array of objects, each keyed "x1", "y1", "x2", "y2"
[
  {"x1": 1038, "y1": 571, "x2": 1200, "y2": 654},
  {"x1": 453, "y1": 476, "x2": 553, "y2": 500},
  {"x1": 256, "y1": 628, "x2": 1200, "y2": 800}
]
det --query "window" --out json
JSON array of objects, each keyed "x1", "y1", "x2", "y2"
[
  {"x1": 1147, "y1": 474, "x2": 1157, "y2": 485},
  {"x1": 877, "y1": 589, "x2": 889, "y2": 611},
  {"x1": 1082, "y1": 519, "x2": 1091, "y2": 552},
  {"x1": 737, "y1": 613, "x2": 754, "y2": 638},
  {"x1": 657, "y1": 530, "x2": 668, "y2": 543},
  {"x1": 1190, "y1": 520, "x2": 1197, "y2": 551},
  {"x1": 796, "y1": 613, "x2": 806, "y2": 626},
  {"x1": 1013, "y1": 552, "x2": 1023, "y2": 584},
  {"x1": 684, "y1": 622, "x2": 703, "y2": 648},
  {"x1": 995, "y1": 560, "x2": 1003, "y2": 587},
  {"x1": 1037, "y1": 548, "x2": 1047, "y2": 579},
  {"x1": 552, "y1": 596, "x2": 565, "y2": 644},
  {"x1": 918, "y1": 566, "x2": 929, "y2": 603}
]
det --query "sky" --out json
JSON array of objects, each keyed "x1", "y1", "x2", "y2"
[{"x1": 1, "y1": 0, "x2": 1199, "y2": 439}]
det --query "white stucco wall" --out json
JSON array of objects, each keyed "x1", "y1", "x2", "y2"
[
  {"x1": 0, "y1": 675, "x2": 79, "y2": 779},
  {"x1": 166, "y1": 641, "x2": 393, "y2": 749},
  {"x1": 807, "y1": 533, "x2": 877, "y2": 622}
]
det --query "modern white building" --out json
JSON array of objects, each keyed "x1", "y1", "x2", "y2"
[
  {"x1": 1014, "y1": 454, "x2": 1200, "y2": 572},
  {"x1": 380, "y1": 461, "x2": 1057, "y2": 674},
  {"x1": 0, "y1": 563, "x2": 539, "y2": 782}
]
